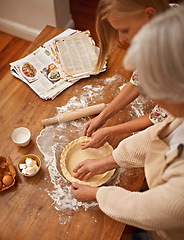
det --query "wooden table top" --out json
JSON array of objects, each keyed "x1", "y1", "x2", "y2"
[{"x1": 0, "y1": 25, "x2": 146, "y2": 240}]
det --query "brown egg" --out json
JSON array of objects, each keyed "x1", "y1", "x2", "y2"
[
  {"x1": 2, "y1": 175, "x2": 13, "y2": 186},
  {"x1": 0, "y1": 180, "x2": 2, "y2": 189}
]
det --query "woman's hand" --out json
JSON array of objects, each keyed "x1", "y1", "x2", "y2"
[
  {"x1": 83, "y1": 115, "x2": 106, "y2": 137},
  {"x1": 81, "y1": 128, "x2": 110, "y2": 149},
  {"x1": 73, "y1": 158, "x2": 108, "y2": 180},
  {"x1": 73, "y1": 154, "x2": 120, "y2": 180},
  {"x1": 71, "y1": 182, "x2": 99, "y2": 202}
]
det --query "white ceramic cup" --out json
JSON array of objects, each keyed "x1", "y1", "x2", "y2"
[{"x1": 11, "y1": 127, "x2": 31, "y2": 147}]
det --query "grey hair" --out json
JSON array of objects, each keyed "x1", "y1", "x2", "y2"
[{"x1": 124, "y1": 5, "x2": 184, "y2": 102}]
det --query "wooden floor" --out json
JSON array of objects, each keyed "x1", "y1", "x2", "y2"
[{"x1": 0, "y1": 33, "x2": 31, "y2": 80}]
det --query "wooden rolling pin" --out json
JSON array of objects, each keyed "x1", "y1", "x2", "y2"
[{"x1": 41, "y1": 103, "x2": 106, "y2": 126}]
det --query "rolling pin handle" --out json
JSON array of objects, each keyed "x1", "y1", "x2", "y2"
[{"x1": 41, "y1": 116, "x2": 60, "y2": 126}]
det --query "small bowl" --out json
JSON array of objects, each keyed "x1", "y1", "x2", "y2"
[
  {"x1": 12, "y1": 127, "x2": 31, "y2": 147},
  {"x1": 18, "y1": 154, "x2": 41, "y2": 177}
]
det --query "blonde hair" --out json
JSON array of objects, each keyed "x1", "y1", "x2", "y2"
[
  {"x1": 124, "y1": 6, "x2": 184, "y2": 102},
  {"x1": 95, "y1": 0, "x2": 170, "y2": 72}
]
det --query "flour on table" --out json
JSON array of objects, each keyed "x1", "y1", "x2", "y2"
[
  {"x1": 130, "y1": 95, "x2": 154, "y2": 119},
  {"x1": 104, "y1": 75, "x2": 117, "y2": 84},
  {"x1": 130, "y1": 96, "x2": 146, "y2": 118},
  {"x1": 56, "y1": 84, "x2": 105, "y2": 113}
]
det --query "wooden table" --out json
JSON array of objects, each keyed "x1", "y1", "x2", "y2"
[{"x1": 0, "y1": 26, "x2": 146, "y2": 240}]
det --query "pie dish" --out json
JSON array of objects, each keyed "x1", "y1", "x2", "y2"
[{"x1": 60, "y1": 136, "x2": 115, "y2": 187}]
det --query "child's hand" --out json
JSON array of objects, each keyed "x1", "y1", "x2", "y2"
[
  {"x1": 83, "y1": 115, "x2": 106, "y2": 137},
  {"x1": 71, "y1": 182, "x2": 99, "y2": 202},
  {"x1": 81, "y1": 128, "x2": 110, "y2": 150}
]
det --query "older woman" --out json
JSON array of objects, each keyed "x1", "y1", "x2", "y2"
[{"x1": 72, "y1": 5, "x2": 184, "y2": 240}]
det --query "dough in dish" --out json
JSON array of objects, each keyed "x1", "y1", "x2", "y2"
[{"x1": 60, "y1": 136, "x2": 115, "y2": 187}]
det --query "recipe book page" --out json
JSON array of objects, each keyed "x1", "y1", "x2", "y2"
[{"x1": 56, "y1": 32, "x2": 98, "y2": 75}]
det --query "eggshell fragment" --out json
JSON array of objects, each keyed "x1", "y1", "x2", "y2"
[{"x1": 2, "y1": 175, "x2": 13, "y2": 186}]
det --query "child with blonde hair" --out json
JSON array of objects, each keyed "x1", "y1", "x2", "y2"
[{"x1": 82, "y1": 0, "x2": 177, "y2": 150}]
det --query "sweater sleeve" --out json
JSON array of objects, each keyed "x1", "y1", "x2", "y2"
[
  {"x1": 112, "y1": 127, "x2": 152, "y2": 168},
  {"x1": 96, "y1": 160, "x2": 184, "y2": 231}
]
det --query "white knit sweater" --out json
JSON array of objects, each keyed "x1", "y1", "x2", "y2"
[{"x1": 96, "y1": 115, "x2": 184, "y2": 240}]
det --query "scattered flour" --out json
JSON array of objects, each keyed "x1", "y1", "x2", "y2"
[
  {"x1": 130, "y1": 95, "x2": 154, "y2": 119},
  {"x1": 56, "y1": 84, "x2": 105, "y2": 114},
  {"x1": 130, "y1": 96, "x2": 146, "y2": 118},
  {"x1": 36, "y1": 75, "x2": 125, "y2": 224},
  {"x1": 104, "y1": 75, "x2": 117, "y2": 84}
]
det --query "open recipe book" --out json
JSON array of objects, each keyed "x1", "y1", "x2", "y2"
[{"x1": 10, "y1": 29, "x2": 106, "y2": 100}]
